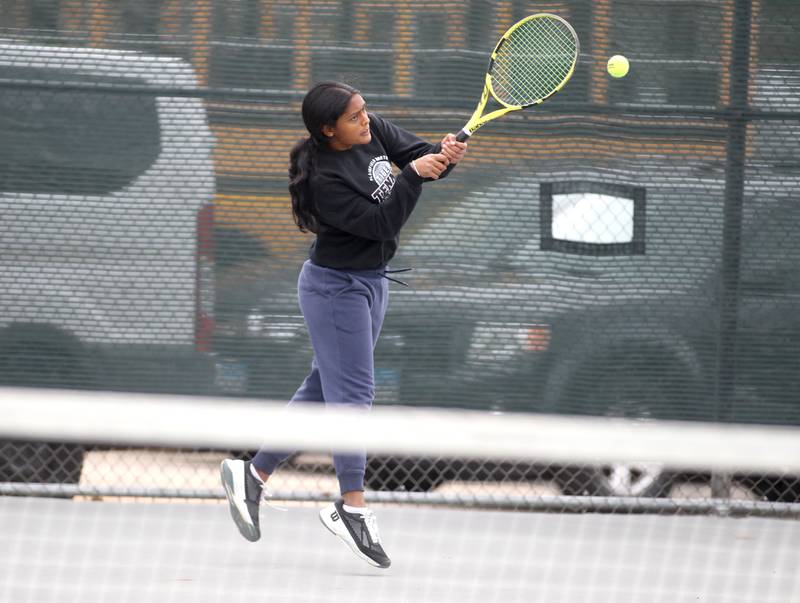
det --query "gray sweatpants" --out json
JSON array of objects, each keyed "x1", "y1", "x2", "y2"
[{"x1": 252, "y1": 260, "x2": 389, "y2": 494}]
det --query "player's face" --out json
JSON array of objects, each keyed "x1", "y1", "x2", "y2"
[{"x1": 324, "y1": 94, "x2": 371, "y2": 150}]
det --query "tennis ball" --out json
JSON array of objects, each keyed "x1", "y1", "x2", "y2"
[{"x1": 607, "y1": 54, "x2": 630, "y2": 78}]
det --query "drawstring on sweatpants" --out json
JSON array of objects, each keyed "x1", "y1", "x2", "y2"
[{"x1": 381, "y1": 267, "x2": 413, "y2": 287}]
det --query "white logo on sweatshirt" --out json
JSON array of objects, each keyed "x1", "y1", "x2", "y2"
[{"x1": 368, "y1": 155, "x2": 396, "y2": 203}]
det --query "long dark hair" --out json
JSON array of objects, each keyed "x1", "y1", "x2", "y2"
[{"x1": 289, "y1": 81, "x2": 359, "y2": 233}]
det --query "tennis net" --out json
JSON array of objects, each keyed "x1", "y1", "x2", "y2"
[{"x1": 1, "y1": 386, "x2": 799, "y2": 603}]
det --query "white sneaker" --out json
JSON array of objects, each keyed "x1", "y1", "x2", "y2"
[
  {"x1": 319, "y1": 499, "x2": 391, "y2": 568},
  {"x1": 220, "y1": 459, "x2": 263, "y2": 542}
]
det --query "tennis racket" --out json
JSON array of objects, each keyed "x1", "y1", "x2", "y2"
[{"x1": 455, "y1": 13, "x2": 580, "y2": 142}]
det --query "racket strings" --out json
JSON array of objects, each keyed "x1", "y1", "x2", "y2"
[
  {"x1": 498, "y1": 20, "x2": 574, "y2": 98},
  {"x1": 495, "y1": 22, "x2": 574, "y2": 102},
  {"x1": 490, "y1": 16, "x2": 577, "y2": 106}
]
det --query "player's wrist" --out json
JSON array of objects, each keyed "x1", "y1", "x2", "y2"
[{"x1": 404, "y1": 161, "x2": 425, "y2": 184}]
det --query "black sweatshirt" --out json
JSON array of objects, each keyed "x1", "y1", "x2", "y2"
[{"x1": 308, "y1": 113, "x2": 454, "y2": 270}]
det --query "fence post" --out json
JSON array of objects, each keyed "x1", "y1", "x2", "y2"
[{"x1": 713, "y1": 0, "x2": 753, "y2": 499}]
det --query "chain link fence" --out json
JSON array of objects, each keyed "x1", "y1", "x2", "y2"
[{"x1": 1, "y1": 0, "x2": 799, "y2": 510}]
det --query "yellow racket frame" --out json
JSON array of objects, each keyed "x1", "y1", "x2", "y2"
[{"x1": 458, "y1": 13, "x2": 579, "y2": 141}]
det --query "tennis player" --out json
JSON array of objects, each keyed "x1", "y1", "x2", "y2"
[{"x1": 221, "y1": 81, "x2": 467, "y2": 568}]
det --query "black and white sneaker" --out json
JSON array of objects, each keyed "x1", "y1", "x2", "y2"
[
  {"x1": 220, "y1": 459, "x2": 263, "y2": 542},
  {"x1": 319, "y1": 499, "x2": 391, "y2": 568}
]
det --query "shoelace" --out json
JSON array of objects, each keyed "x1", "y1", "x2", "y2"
[
  {"x1": 362, "y1": 511, "x2": 382, "y2": 544},
  {"x1": 259, "y1": 485, "x2": 287, "y2": 512},
  {"x1": 381, "y1": 267, "x2": 413, "y2": 287}
]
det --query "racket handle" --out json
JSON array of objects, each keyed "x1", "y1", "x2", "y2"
[{"x1": 455, "y1": 129, "x2": 471, "y2": 143}]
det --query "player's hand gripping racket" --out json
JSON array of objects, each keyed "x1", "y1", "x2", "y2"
[{"x1": 455, "y1": 13, "x2": 580, "y2": 142}]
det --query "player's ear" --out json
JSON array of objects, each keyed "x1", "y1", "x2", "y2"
[{"x1": 321, "y1": 125, "x2": 336, "y2": 139}]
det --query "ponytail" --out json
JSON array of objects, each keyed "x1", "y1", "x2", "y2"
[
  {"x1": 288, "y1": 81, "x2": 360, "y2": 233},
  {"x1": 289, "y1": 136, "x2": 321, "y2": 233}
]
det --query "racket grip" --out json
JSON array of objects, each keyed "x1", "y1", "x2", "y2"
[{"x1": 455, "y1": 129, "x2": 471, "y2": 143}]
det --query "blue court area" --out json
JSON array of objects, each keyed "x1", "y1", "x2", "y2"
[{"x1": 1, "y1": 496, "x2": 798, "y2": 603}]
